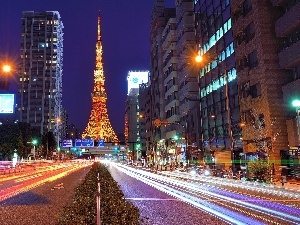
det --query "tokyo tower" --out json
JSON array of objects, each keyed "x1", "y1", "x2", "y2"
[{"x1": 82, "y1": 14, "x2": 118, "y2": 142}]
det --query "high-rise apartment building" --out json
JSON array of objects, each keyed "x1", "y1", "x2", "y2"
[
  {"x1": 150, "y1": 0, "x2": 176, "y2": 158},
  {"x1": 176, "y1": 0, "x2": 200, "y2": 163},
  {"x1": 162, "y1": 17, "x2": 180, "y2": 157},
  {"x1": 19, "y1": 11, "x2": 64, "y2": 141}
]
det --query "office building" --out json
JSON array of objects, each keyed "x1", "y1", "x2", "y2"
[{"x1": 125, "y1": 71, "x2": 149, "y2": 161}]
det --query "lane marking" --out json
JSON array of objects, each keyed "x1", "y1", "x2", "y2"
[{"x1": 125, "y1": 198, "x2": 180, "y2": 201}]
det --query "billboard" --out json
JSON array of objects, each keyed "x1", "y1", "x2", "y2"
[
  {"x1": 62, "y1": 139, "x2": 73, "y2": 147},
  {"x1": 0, "y1": 94, "x2": 14, "y2": 114},
  {"x1": 127, "y1": 71, "x2": 149, "y2": 95}
]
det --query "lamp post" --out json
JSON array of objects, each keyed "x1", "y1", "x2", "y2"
[
  {"x1": 32, "y1": 139, "x2": 37, "y2": 158},
  {"x1": 56, "y1": 118, "x2": 61, "y2": 151},
  {"x1": 292, "y1": 99, "x2": 300, "y2": 146},
  {"x1": 27, "y1": 139, "x2": 37, "y2": 159},
  {"x1": 1, "y1": 64, "x2": 12, "y2": 91}
]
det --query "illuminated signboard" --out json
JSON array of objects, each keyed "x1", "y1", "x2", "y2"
[
  {"x1": 62, "y1": 139, "x2": 73, "y2": 147},
  {"x1": 82, "y1": 139, "x2": 94, "y2": 147},
  {"x1": 127, "y1": 71, "x2": 149, "y2": 95},
  {"x1": 75, "y1": 139, "x2": 82, "y2": 147},
  {"x1": 98, "y1": 139, "x2": 104, "y2": 147},
  {"x1": 0, "y1": 94, "x2": 14, "y2": 114}
]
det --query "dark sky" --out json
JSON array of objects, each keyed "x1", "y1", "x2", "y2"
[{"x1": 0, "y1": 0, "x2": 174, "y2": 135}]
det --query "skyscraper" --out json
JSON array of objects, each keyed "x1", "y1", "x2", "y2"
[{"x1": 19, "y1": 11, "x2": 64, "y2": 141}]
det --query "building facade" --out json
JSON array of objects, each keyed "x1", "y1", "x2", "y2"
[
  {"x1": 176, "y1": 0, "x2": 200, "y2": 164},
  {"x1": 231, "y1": 0, "x2": 293, "y2": 172},
  {"x1": 125, "y1": 71, "x2": 149, "y2": 161},
  {"x1": 195, "y1": 0, "x2": 241, "y2": 169},
  {"x1": 139, "y1": 0, "x2": 300, "y2": 175},
  {"x1": 19, "y1": 11, "x2": 64, "y2": 144},
  {"x1": 150, "y1": 0, "x2": 176, "y2": 164},
  {"x1": 162, "y1": 17, "x2": 180, "y2": 160}
]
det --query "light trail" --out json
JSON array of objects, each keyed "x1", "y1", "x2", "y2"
[
  {"x1": 0, "y1": 163, "x2": 89, "y2": 203},
  {"x1": 113, "y1": 164, "x2": 263, "y2": 225},
  {"x1": 112, "y1": 163, "x2": 300, "y2": 225}
]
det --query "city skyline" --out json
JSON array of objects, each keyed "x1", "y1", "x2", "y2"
[{"x1": 0, "y1": 0, "x2": 174, "y2": 135}]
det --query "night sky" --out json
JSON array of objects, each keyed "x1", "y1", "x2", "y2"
[{"x1": 0, "y1": 0, "x2": 174, "y2": 135}]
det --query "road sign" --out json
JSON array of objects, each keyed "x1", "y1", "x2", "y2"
[
  {"x1": 62, "y1": 139, "x2": 73, "y2": 147},
  {"x1": 98, "y1": 139, "x2": 104, "y2": 147},
  {"x1": 75, "y1": 139, "x2": 82, "y2": 147},
  {"x1": 153, "y1": 119, "x2": 161, "y2": 127},
  {"x1": 82, "y1": 139, "x2": 94, "y2": 147}
]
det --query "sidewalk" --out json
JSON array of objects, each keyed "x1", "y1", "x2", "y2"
[{"x1": 273, "y1": 179, "x2": 300, "y2": 191}]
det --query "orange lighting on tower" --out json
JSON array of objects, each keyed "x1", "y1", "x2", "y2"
[{"x1": 82, "y1": 12, "x2": 118, "y2": 142}]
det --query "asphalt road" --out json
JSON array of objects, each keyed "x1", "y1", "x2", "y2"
[
  {"x1": 0, "y1": 166, "x2": 90, "y2": 225},
  {"x1": 107, "y1": 164, "x2": 228, "y2": 225}
]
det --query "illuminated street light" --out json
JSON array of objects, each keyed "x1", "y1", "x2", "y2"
[
  {"x1": 195, "y1": 54, "x2": 203, "y2": 63},
  {"x1": 292, "y1": 100, "x2": 300, "y2": 107},
  {"x1": 2, "y1": 64, "x2": 11, "y2": 73},
  {"x1": 1, "y1": 63, "x2": 13, "y2": 91}
]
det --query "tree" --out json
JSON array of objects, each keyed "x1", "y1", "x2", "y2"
[
  {"x1": 0, "y1": 124, "x2": 24, "y2": 160},
  {"x1": 18, "y1": 122, "x2": 34, "y2": 158},
  {"x1": 41, "y1": 131, "x2": 56, "y2": 158},
  {"x1": 248, "y1": 160, "x2": 271, "y2": 183}
]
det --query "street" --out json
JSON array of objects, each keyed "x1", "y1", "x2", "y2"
[
  {"x1": 108, "y1": 162, "x2": 300, "y2": 225},
  {"x1": 1, "y1": 160, "x2": 300, "y2": 224}
]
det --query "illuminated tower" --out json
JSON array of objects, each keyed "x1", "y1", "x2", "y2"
[{"x1": 82, "y1": 14, "x2": 118, "y2": 142}]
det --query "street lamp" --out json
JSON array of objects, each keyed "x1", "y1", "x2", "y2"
[
  {"x1": 292, "y1": 99, "x2": 300, "y2": 145},
  {"x1": 27, "y1": 139, "x2": 38, "y2": 159},
  {"x1": 1, "y1": 64, "x2": 12, "y2": 91},
  {"x1": 56, "y1": 118, "x2": 61, "y2": 151},
  {"x1": 2, "y1": 64, "x2": 11, "y2": 73}
]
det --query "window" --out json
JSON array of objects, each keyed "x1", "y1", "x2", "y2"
[
  {"x1": 242, "y1": 110, "x2": 255, "y2": 125},
  {"x1": 245, "y1": 22, "x2": 255, "y2": 43},
  {"x1": 240, "y1": 81, "x2": 250, "y2": 99},
  {"x1": 250, "y1": 83, "x2": 261, "y2": 98},
  {"x1": 258, "y1": 114, "x2": 265, "y2": 128},
  {"x1": 248, "y1": 50, "x2": 258, "y2": 69},
  {"x1": 243, "y1": 0, "x2": 252, "y2": 16}
]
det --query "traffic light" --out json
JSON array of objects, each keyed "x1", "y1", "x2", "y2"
[
  {"x1": 32, "y1": 139, "x2": 38, "y2": 145},
  {"x1": 136, "y1": 144, "x2": 141, "y2": 150}
]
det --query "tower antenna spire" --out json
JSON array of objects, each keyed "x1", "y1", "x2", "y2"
[{"x1": 97, "y1": 10, "x2": 101, "y2": 41}]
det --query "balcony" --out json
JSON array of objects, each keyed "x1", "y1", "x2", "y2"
[
  {"x1": 165, "y1": 85, "x2": 179, "y2": 98},
  {"x1": 164, "y1": 70, "x2": 177, "y2": 85},
  {"x1": 278, "y1": 39, "x2": 300, "y2": 68},
  {"x1": 275, "y1": 2, "x2": 300, "y2": 37},
  {"x1": 162, "y1": 30, "x2": 176, "y2": 50}
]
